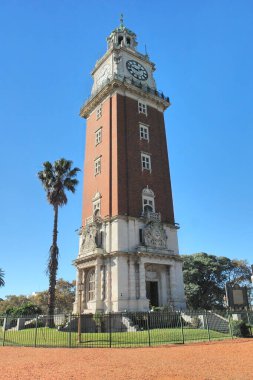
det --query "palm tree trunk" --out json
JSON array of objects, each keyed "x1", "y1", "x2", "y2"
[{"x1": 47, "y1": 205, "x2": 59, "y2": 326}]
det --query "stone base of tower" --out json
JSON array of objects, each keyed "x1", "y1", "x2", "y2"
[
  {"x1": 73, "y1": 254, "x2": 186, "y2": 314},
  {"x1": 73, "y1": 216, "x2": 186, "y2": 314}
]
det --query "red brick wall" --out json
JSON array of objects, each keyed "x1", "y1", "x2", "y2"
[
  {"x1": 116, "y1": 94, "x2": 175, "y2": 224},
  {"x1": 81, "y1": 93, "x2": 175, "y2": 225}
]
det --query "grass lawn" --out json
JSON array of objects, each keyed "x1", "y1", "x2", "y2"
[{"x1": 0, "y1": 327, "x2": 232, "y2": 348}]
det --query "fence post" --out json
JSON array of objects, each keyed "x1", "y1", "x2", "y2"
[
  {"x1": 3, "y1": 316, "x2": 7, "y2": 346},
  {"x1": 109, "y1": 313, "x2": 112, "y2": 348},
  {"x1": 146, "y1": 312, "x2": 151, "y2": 347},
  {"x1": 34, "y1": 314, "x2": 38, "y2": 347},
  {"x1": 180, "y1": 311, "x2": 185, "y2": 344},
  {"x1": 228, "y1": 312, "x2": 233, "y2": 339},
  {"x1": 205, "y1": 310, "x2": 211, "y2": 342},
  {"x1": 68, "y1": 314, "x2": 72, "y2": 348}
]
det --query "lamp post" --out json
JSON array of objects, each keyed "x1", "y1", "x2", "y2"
[{"x1": 78, "y1": 281, "x2": 84, "y2": 343}]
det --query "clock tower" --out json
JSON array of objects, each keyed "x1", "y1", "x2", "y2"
[{"x1": 73, "y1": 19, "x2": 186, "y2": 313}]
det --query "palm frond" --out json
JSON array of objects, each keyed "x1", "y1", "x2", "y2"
[
  {"x1": 0, "y1": 268, "x2": 5, "y2": 287},
  {"x1": 38, "y1": 158, "x2": 80, "y2": 207}
]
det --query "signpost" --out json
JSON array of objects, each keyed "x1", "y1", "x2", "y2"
[{"x1": 225, "y1": 283, "x2": 249, "y2": 310}]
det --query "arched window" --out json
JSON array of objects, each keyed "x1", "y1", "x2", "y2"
[
  {"x1": 142, "y1": 187, "x2": 155, "y2": 213},
  {"x1": 92, "y1": 192, "x2": 101, "y2": 216},
  {"x1": 87, "y1": 269, "x2": 95, "y2": 301},
  {"x1": 118, "y1": 36, "x2": 123, "y2": 45}
]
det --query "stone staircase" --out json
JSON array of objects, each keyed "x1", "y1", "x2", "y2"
[
  {"x1": 182, "y1": 311, "x2": 229, "y2": 333},
  {"x1": 206, "y1": 312, "x2": 229, "y2": 333},
  {"x1": 121, "y1": 316, "x2": 139, "y2": 332}
]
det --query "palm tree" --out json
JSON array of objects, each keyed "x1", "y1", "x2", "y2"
[
  {"x1": 38, "y1": 158, "x2": 80, "y2": 322},
  {"x1": 0, "y1": 268, "x2": 5, "y2": 287}
]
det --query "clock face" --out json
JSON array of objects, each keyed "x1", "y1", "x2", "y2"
[
  {"x1": 97, "y1": 64, "x2": 110, "y2": 86},
  {"x1": 126, "y1": 60, "x2": 148, "y2": 81}
]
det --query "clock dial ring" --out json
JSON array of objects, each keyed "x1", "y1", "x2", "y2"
[{"x1": 126, "y1": 60, "x2": 148, "y2": 81}]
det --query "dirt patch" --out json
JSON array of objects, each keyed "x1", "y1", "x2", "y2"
[{"x1": 0, "y1": 339, "x2": 252, "y2": 380}]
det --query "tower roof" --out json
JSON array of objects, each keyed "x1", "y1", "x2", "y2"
[
  {"x1": 107, "y1": 15, "x2": 137, "y2": 50},
  {"x1": 111, "y1": 14, "x2": 136, "y2": 37}
]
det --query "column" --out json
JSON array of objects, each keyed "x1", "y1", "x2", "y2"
[
  {"x1": 95, "y1": 258, "x2": 101, "y2": 306},
  {"x1": 139, "y1": 259, "x2": 146, "y2": 300},
  {"x1": 160, "y1": 268, "x2": 167, "y2": 306},
  {"x1": 169, "y1": 265, "x2": 177, "y2": 309},
  {"x1": 128, "y1": 257, "x2": 136, "y2": 300},
  {"x1": 100, "y1": 264, "x2": 106, "y2": 301},
  {"x1": 73, "y1": 268, "x2": 81, "y2": 313},
  {"x1": 135, "y1": 260, "x2": 140, "y2": 300}
]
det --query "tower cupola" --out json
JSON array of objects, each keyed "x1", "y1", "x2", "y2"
[{"x1": 107, "y1": 14, "x2": 137, "y2": 50}]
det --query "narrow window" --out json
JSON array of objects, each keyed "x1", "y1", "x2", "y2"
[
  {"x1": 87, "y1": 269, "x2": 95, "y2": 301},
  {"x1": 95, "y1": 230, "x2": 103, "y2": 248},
  {"x1": 93, "y1": 201, "x2": 100, "y2": 215},
  {"x1": 139, "y1": 229, "x2": 143, "y2": 244},
  {"x1": 138, "y1": 101, "x2": 147, "y2": 115},
  {"x1": 139, "y1": 124, "x2": 149, "y2": 141},
  {"x1": 95, "y1": 128, "x2": 102, "y2": 145},
  {"x1": 142, "y1": 187, "x2": 155, "y2": 213},
  {"x1": 143, "y1": 199, "x2": 154, "y2": 212},
  {"x1": 96, "y1": 105, "x2": 102, "y2": 120},
  {"x1": 141, "y1": 153, "x2": 151, "y2": 172},
  {"x1": 118, "y1": 36, "x2": 123, "y2": 45},
  {"x1": 94, "y1": 157, "x2": 101, "y2": 175}
]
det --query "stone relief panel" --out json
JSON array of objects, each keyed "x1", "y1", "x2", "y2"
[
  {"x1": 79, "y1": 218, "x2": 102, "y2": 254},
  {"x1": 143, "y1": 221, "x2": 167, "y2": 249}
]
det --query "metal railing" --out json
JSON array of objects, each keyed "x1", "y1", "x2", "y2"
[
  {"x1": 82, "y1": 73, "x2": 170, "y2": 112},
  {"x1": 0, "y1": 310, "x2": 252, "y2": 348}
]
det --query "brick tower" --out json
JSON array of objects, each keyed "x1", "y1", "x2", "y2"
[{"x1": 73, "y1": 19, "x2": 186, "y2": 313}]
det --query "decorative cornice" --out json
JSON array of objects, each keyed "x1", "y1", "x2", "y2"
[{"x1": 80, "y1": 75, "x2": 170, "y2": 119}]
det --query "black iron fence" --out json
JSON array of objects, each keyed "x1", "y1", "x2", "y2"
[{"x1": 0, "y1": 310, "x2": 252, "y2": 348}]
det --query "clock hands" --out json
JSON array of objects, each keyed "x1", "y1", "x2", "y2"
[{"x1": 126, "y1": 60, "x2": 148, "y2": 81}]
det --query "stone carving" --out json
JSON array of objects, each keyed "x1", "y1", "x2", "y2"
[
  {"x1": 81, "y1": 224, "x2": 97, "y2": 252},
  {"x1": 80, "y1": 217, "x2": 102, "y2": 253},
  {"x1": 143, "y1": 221, "x2": 167, "y2": 249},
  {"x1": 142, "y1": 186, "x2": 155, "y2": 198},
  {"x1": 114, "y1": 54, "x2": 121, "y2": 65}
]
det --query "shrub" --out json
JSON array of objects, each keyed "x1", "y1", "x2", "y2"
[{"x1": 231, "y1": 320, "x2": 251, "y2": 337}]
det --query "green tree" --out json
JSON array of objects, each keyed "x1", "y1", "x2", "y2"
[
  {"x1": 0, "y1": 268, "x2": 5, "y2": 287},
  {"x1": 182, "y1": 253, "x2": 251, "y2": 310},
  {"x1": 38, "y1": 158, "x2": 80, "y2": 321},
  {"x1": 31, "y1": 278, "x2": 76, "y2": 313},
  {"x1": 0, "y1": 278, "x2": 75, "y2": 315},
  {"x1": 5, "y1": 302, "x2": 43, "y2": 316},
  {"x1": 0, "y1": 295, "x2": 30, "y2": 314}
]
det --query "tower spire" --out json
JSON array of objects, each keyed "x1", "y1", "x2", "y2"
[{"x1": 120, "y1": 13, "x2": 124, "y2": 28}]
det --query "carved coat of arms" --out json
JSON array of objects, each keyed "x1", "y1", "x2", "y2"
[
  {"x1": 144, "y1": 221, "x2": 167, "y2": 249},
  {"x1": 80, "y1": 218, "x2": 103, "y2": 253}
]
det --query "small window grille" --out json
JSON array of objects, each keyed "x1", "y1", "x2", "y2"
[
  {"x1": 95, "y1": 128, "x2": 102, "y2": 145},
  {"x1": 140, "y1": 124, "x2": 149, "y2": 141},
  {"x1": 141, "y1": 153, "x2": 151, "y2": 171},
  {"x1": 94, "y1": 157, "x2": 101, "y2": 175},
  {"x1": 138, "y1": 101, "x2": 147, "y2": 115},
  {"x1": 96, "y1": 105, "x2": 102, "y2": 120}
]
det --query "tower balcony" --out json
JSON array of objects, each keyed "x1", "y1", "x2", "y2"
[
  {"x1": 85, "y1": 215, "x2": 103, "y2": 226},
  {"x1": 141, "y1": 211, "x2": 161, "y2": 222},
  {"x1": 80, "y1": 73, "x2": 170, "y2": 118}
]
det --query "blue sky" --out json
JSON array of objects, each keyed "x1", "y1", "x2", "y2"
[{"x1": 0, "y1": 0, "x2": 253, "y2": 299}]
